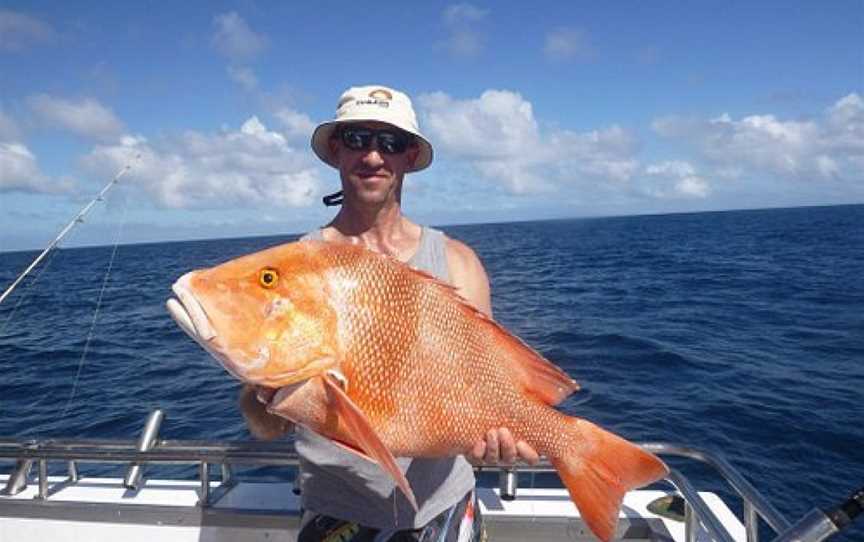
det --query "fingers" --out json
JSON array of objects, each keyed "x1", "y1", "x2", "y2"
[
  {"x1": 497, "y1": 427, "x2": 518, "y2": 464},
  {"x1": 515, "y1": 440, "x2": 540, "y2": 465},
  {"x1": 256, "y1": 386, "x2": 277, "y2": 404},
  {"x1": 467, "y1": 439, "x2": 487, "y2": 465},
  {"x1": 484, "y1": 429, "x2": 500, "y2": 463},
  {"x1": 468, "y1": 428, "x2": 540, "y2": 466}
]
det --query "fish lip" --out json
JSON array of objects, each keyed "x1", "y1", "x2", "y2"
[
  {"x1": 167, "y1": 272, "x2": 262, "y2": 383},
  {"x1": 166, "y1": 297, "x2": 196, "y2": 340},
  {"x1": 169, "y1": 272, "x2": 216, "y2": 341},
  {"x1": 167, "y1": 292, "x2": 247, "y2": 381}
]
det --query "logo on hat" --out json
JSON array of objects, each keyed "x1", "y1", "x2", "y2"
[{"x1": 369, "y1": 89, "x2": 393, "y2": 101}]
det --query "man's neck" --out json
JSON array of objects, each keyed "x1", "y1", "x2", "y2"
[
  {"x1": 330, "y1": 199, "x2": 402, "y2": 236},
  {"x1": 326, "y1": 201, "x2": 422, "y2": 260}
]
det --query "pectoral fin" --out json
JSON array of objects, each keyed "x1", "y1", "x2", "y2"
[{"x1": 322, "y1": 371, "x2": 418, "y2": 511}]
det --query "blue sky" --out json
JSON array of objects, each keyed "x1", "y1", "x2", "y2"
[{"x1": 1, "y1": 1, "x2": 862, "y2": 251}]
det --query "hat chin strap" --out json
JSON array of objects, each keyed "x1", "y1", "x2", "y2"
[{"x1": 323, "y1": 191, "x2": 344, "y2": 206}]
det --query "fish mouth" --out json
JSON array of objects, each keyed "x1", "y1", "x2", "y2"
[
  {"x1": 167, "y1": 273, "x2": 337, "y2": 387},
  {"x1": 167, "y1": 272, "x2": 217, "y2": 344},
  {"x1": 167, "y1": 272, "x2": 260, "y2": 382}
]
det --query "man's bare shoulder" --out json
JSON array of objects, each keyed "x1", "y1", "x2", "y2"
[
  {"x1": 444, "y1": 236, "x2": 483, "y2": 269},
  {"x1": 443, "y1": 235, "x2": 492, "y2": 316}
]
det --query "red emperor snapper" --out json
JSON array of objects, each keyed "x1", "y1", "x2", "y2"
[{"x1": 166, "y1": 240, "x2": 668, "y2": 542}]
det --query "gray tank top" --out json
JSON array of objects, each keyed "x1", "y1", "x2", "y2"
[{"x1": 296, "y1": 226, "x2": 475, "y2": 529}]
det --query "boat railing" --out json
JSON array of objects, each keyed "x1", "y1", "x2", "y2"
[{"x1": 0, "y1": 413, "x2": 793, "y2": 542}]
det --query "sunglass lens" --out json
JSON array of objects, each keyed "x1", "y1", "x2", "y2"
[
  {"x1": 340, "y1": 128, "x2": 411, "y2": 154},
  {"x1": 341, "y1": 129, "x2": 371, "y2": 150},
  {"x1": 376, "y1": 132, "x2": 408, "y2": 154}
]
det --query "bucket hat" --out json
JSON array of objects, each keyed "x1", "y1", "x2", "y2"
[{"x1": 311, "y1": 85, "x2": 433, "y2": 172}]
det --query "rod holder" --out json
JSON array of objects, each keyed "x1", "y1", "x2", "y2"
[
  {"x1": 198, "y1": 462, "x2": 210, "y2": 506},
  {"x1": 771, "y1": 509, "x2": 838, "y2": 542},
  {"x1": 1, "y1": 459, "x2": 33, "y2": 496},
  {"x1": 220, "y1": 463, "x2": 233, "y2": 486},
  {"x1": 123, "y1": 409, "x2": 164, "y2": 490},
  {"x1": 499, "y1": 468, "x2": 518, "y2": 501},
  {"x1": 38, "y1": 459, "x2": 48, "y2": 499}
]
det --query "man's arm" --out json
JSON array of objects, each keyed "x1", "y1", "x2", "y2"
[
  {"x1": 239, "y1": 385, "x2": 293, "y2": 440},
  {"x1": 445, "y1": 237, "x2": 493, "y2": 317},
  {"x1": 445, "y1": 237, "x2": 540, "y2": 466}
]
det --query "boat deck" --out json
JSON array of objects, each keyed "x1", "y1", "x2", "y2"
[
  {"x1": 0, "y1": 474, "x2": 743, "y2": 541},
  {"x1": 0, "y1": 418, "x2": 793, "y2": 542}
]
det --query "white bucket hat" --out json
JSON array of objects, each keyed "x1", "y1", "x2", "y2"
[{"x1": 311, "y1": 85, "x2": 433, "y2": 172}]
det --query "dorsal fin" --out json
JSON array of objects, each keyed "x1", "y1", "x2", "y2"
[{"x1": 403, "y1": 265, "x2": 580, "y2": 406}]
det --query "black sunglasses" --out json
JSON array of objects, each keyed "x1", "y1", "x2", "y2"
[{"x1": 338, "y1": 127, "x2": 414, "y2": 155}]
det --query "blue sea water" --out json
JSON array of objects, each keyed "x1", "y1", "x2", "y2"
[{"x1": 1, "y1": 204, "x2": 862, "y2": 540}]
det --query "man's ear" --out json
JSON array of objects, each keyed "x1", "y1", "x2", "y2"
[
  {"x1": 328, "y1": 137, "x2": 340, "y2": 162},
  {"x1": 406, "y1": 145, "x2": 420, "y2": 169}
]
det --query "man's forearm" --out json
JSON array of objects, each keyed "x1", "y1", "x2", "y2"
[{"x1": 238, "y1": 385, "x2": 294, "y2": 440}]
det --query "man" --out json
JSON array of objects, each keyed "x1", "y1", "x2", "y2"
[{"x1": 240, "y1": 85, "x2": 538, "y2": 541}]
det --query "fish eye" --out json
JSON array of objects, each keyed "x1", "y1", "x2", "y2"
[{"x1": 258, "y1": 268, "x2": 279, "y2": 289}]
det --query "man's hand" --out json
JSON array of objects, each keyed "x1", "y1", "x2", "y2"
[
  {"x1": 238, "y1": 385, "x2": 294, "y2": 440},
  {"x1": 467, "y1": 427, "x2": 540, "y2": 465}
]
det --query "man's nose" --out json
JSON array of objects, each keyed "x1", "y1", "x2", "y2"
[{"x1": 361, "y1": 146, "x2": 385, "y2": 166}]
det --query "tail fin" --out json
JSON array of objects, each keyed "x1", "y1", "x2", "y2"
[{"x1": 551, "y1": 419, "x2": 668, "y2": 542}]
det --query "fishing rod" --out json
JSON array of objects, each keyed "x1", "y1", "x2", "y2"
[
  {"x1": 0, "y1": 154, "x2": 140, "y2": 306},
  {"x1": 772, "y1": 485, "x2": 864, "y2": 542}
]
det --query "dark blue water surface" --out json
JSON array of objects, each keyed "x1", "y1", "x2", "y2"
[{"x1": 1, "y1": 205, "x2": 862, "y2": 540}]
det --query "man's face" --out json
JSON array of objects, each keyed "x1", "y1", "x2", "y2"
[{"x1": 330, "y1": 122, "x2": 419, "y2": 206}]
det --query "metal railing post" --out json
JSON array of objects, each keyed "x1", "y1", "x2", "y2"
[
  {"x1": 1, "y1": 459, "x2": 33, "y2": 496},
  {"x1": 685, "y1": 500, "x2": 697, "y2": 542},
  {"x1": 745, "y1": 500, "x2": 759, "y2": 542},
  {"x1": 123, "y1": 409, "x2": 164, "y2": 490}
]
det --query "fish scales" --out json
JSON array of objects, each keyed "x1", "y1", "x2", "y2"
[
  {"x1": 326, "y1": 248, "x2": 527, "y2": 454},
  {"x1": 167, "y1": 240, "x2": 669, "y2": 541}
]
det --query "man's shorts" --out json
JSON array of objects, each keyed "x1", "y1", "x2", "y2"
[{"x1": 297, "y1": 490, "x2": 485, "y2": 542}]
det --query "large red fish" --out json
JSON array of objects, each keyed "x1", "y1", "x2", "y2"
[{"x1": 167, "y1": 240, "x2": 668, "y2": 541}]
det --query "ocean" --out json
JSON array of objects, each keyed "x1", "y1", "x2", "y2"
[{"x1": 1, "y1": 204, "x2": 862, "y2": 540}]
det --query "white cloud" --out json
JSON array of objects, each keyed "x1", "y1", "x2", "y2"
[
  {"x1": 653, "y1": 93, "x2": 864, "y2": 183},
  {"x1": 81, "y1": 116, "x2": 323, "y2": 209},
  {"x1": 439, "y1": 3, "x2": 488, "y2": 58},
  {"x1": 0, "y1": 9, "x2": 54, "y2": 52},
  {"x1": 443, "y1": 3, "x2": 489, "y2": 26},
  {"x1": 0, "y1": 107, "x2": 21, "y2": 141},
  {"x1": 211, "y1": 12, "x2": 267, "y2": 62},
  {"x1": 226, "y1": 65, "x2": 258, "y2": 92},
  {"x1": 0, "y1": 104, "x2": 74, "y2": 194},
  {"x1": 644, "y1": 161, "x2": 711, "y2": 199},
  {"x1": 0, "y1": 142, "x2": 70, "y2": 193},
  {"x1": 442, "y1": 30, "x2": 484, "y2": 58},
  {"x1": 211, "y1": 12, "x2": 267, "y2": 92},
  {"x1": 419, "y1": 90, "x2": 640, "y2": 194},
  {"x1": 28, "y1": 94, "x2": 124, "y2": 141},
  {"x1": 544, "y1": 28, "x2": 595, "y2": 62},
  {"x1": 421, "y1": 90, "x2": 541, "y2": 160},
  {"x1": 274, "y1": 108, "x2": 316, "y2": 143},
  {"x1": 824, "y1": 93, "x2": 864, "y2": 154}
]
